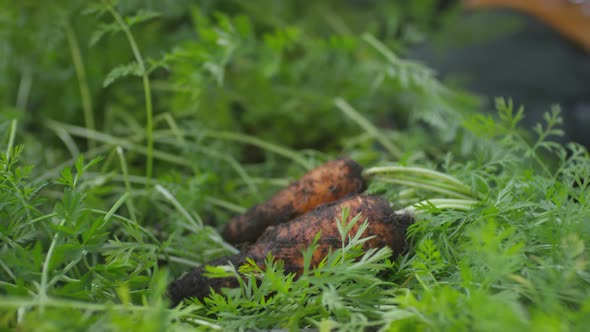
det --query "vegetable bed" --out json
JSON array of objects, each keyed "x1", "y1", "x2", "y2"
[{"x1": 1, "y1": 1, "x2": 589, "y2": 331}]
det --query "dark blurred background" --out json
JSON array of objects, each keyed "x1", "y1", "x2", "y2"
[{"x1": 412, "y1": 4, "x2": 590, "y2": 148}]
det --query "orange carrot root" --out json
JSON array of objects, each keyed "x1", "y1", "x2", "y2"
[
  {"x1": 221, "y1": 157, "x2": 365, "y2": 244},
  {"x1": 169, "y1": 195, "x2": 411, "y2": 306}
]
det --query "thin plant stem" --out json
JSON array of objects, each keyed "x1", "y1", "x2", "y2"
[
  {"x1": 65, "y1": 22, "x2": 95, "y2": 150},
  {"x1": 104, "y1": 1, "x2": 154, "y2": 182},
  {"x1": 116, "y1": 147, "x2": 137, "y2": 221},
  {"x1": 0, "y1": 260, "x2": 16, "y2": 281},
  {"x1": 155, "y1": 184, "x2": 202, "y2": 228},
  {"x1": 364, "y1": 165, "x2": 475, "y2": 197},
  {"x1": 154, "y1": 112, "x2": 185, "y2": 144},
  {"x1": 103, "y1": 192, "x2": 130, "y2": 224},
  {"x1": 362, "y1": 33, "x2": 399, "y2": 64},
  {"x1": 375, "y1": 177, "x2": 473, "y2": 199},
  {"x1": 48, "y1": 254, "x2": 86, "y2": 288},
  {"x1": 397, "y1": 198, "x2": 479, "y2": 214},
  {"x1": 334, "y1": 97, "x2": 401, "y2": 159},
  {"x1": 388, "y1": 175, "x2": 472, "y2": 196},
  {"x1": 205, "y1": 197, "x2": 247, "y2": 214},
  {"x1": 86, "y1": 208, "x2": 160, "y2": 245},
  {"x1": 49, "y1": 125, "x2": 80, "y2": 158},
  {"x1": 5, "y1": 120, "x2": 17, "y2": 159},
  {"x1": 6, "y1": 68, "x2": 33, "y2": 159},
  {"x1": 364, "y1": 166, "x2": 468, "y2": 188},
  {"x1": 155, "y1": 185, "x2": 239, "y2": 255},
  {"x1": 200, "y1": 130, "x2": 312, "y2": 170},
  {"x1": 39, "y1": 218, "x2": 66, "y2": 309},
  {"x1": 190, "y1": 144, "x2": 261, "y2": 199},
  {"x1": 44, "y1": 120, "x2": 191, "y2": 168},
  {"x1": 35, "y1": 144, "x2": 112, "y2": 183},
  {"x1": 157, "y1": 254, "x2": 201, "y2": 268},
  {"x1": 16, "y1": 67, "x2": 32, "y2": 111}
]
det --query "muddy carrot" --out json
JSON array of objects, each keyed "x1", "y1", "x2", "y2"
[
  {"x1": 169, "y1": 195, "x2": 412, "y2": 306},
  {"x1": 221, "y1": 157, "x2": 366, "y2": 244}
]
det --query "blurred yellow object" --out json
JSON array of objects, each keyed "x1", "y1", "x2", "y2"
[{"x1": 465, "y1": 0, "x2": 590, "y2": 51}]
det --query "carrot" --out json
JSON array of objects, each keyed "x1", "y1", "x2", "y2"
[
  {"x1": 169, "y1": 195, "x2": 412, "y2": 306},
  {"x1": 221, "y1": 157, "x2": 366, "y2": 244}
]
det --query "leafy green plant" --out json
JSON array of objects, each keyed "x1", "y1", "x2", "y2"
[
  {"x1": 1, "y1": 1, "x2": 589, "y2": 331},
  {"x1": 182, "y1": 207, "x2": 411, "y2": 331}
]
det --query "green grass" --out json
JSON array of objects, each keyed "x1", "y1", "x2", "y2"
[{"x1": 1, "y1": 1, "x2": 589, "y2": 331}]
